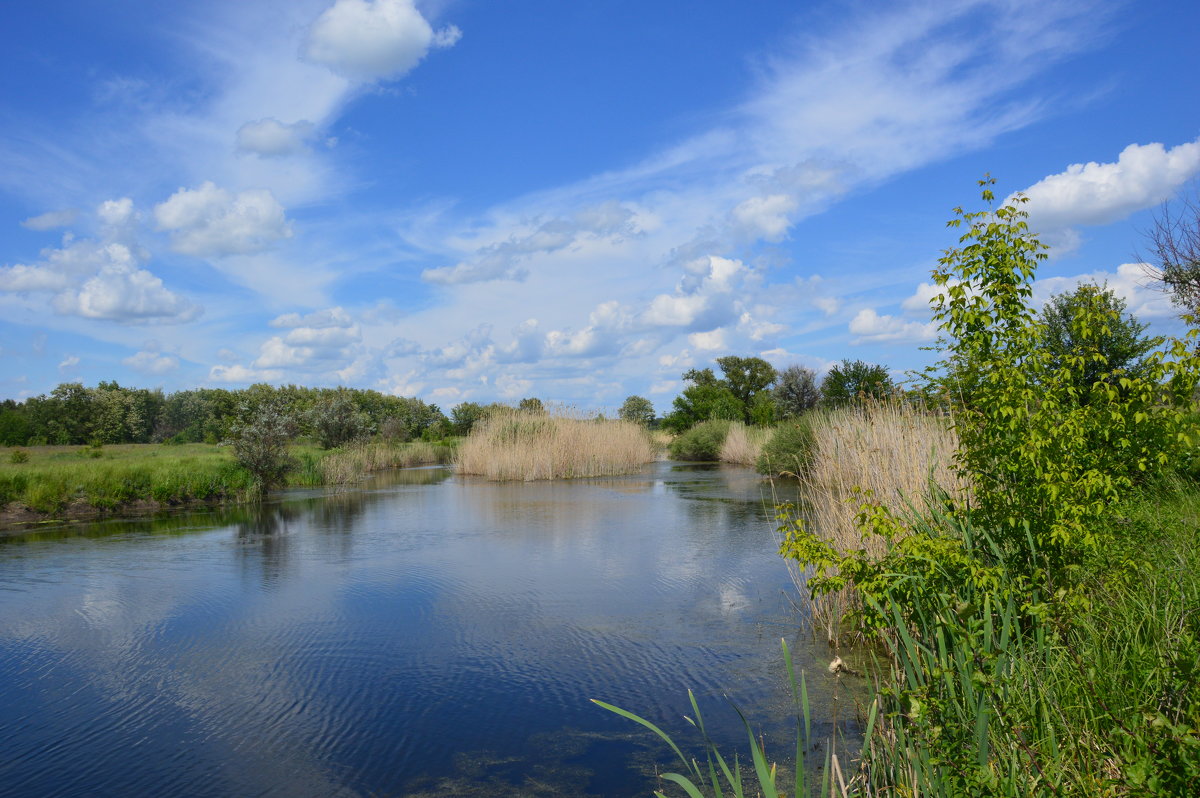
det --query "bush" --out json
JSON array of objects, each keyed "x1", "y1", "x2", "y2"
[
  {"x1": 668, "y1": 419, "x2": 731, "y2": 461},
  {"x1": 309, "y1": 395, "x2": 373, "y2": 449},
  {"x1": 9, "y1": 449, "x2": 28, "y2": 464},
  {"x1": 228, "y1": 399, "x2": 297, "y2": 493},
  {"x1": 755, "y1": 416, "x2": 816, "y2": 476}
]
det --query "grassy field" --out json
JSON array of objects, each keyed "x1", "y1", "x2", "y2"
[{"x1": 0, "y1": 439, "x2": 453, "y2": 524}]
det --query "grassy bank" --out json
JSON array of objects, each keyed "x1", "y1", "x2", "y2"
[
  {"x1": 456, "y1": 410, "x2": 656, "y2": 480},
  {"x1": 0, "y1": 439, "x2": 453, "y2": 526}
]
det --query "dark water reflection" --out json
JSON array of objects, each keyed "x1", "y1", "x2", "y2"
[{"x1": 0, "y1": 463, "x2": 854, "y2": 797}]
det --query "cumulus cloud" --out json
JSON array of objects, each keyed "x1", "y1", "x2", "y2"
[
  {"x1": 1034, "y1": 262, "x2": 1176, "y2": 320},
  {"x1": 54, "y1": 260, "x2": 201, "y2": 323},
  {"x1": 154, "y1": 182, "x2": 293, "y2": 257},
  {"x1": 21, "y1": 209, "x2": 78, "y2": 231},
  {"x1": 253, "y1": 306, "x2": 361, "y2": 369},
  {"x1": 1018, "y1": 138, "x2": 1200, "y2": 232},
  {"x1": 123, "y1": 350, "x2": 180, "y2": 375},
  {"x1": 303, "y1": 0, "x2": 460, "y2": 82},
  {"x1": 688, "y1": 329, "x2": 727, "y2": 351},
  {"x1": 58, "y1": 355, "x2": 80, "y2": 373},
  {"x1": 640, "y1": 255, "x2": 746, "y2": 330},
  {"x1": 422, "y1": 201, "x2": 640, "y2": 284},
  {"x1": 97, "y1": 197, "x2": 135, "y2": 228},
  {"x1": 236, "y1": 118, "x2": 316, "y2": 157},
  {"x1": 0, "y1": 238, "x2": 199, "y2": 324},
  {"x1": 849, "y1": 308, "x2": 936, "y2": 343}
]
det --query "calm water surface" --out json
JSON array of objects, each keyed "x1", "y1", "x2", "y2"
[{"x1": 0, "y1": 462, "x2": 852, "y2": 797}]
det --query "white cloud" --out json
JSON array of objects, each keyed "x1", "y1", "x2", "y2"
[
  {"x1": 730, "y1": 193, "x2": 798, "y2": 241},
  {"x1": 21, "y1": 209, "x2": 78, "y2": 231},
  {"x1": 208, "y1": 364, "x2": 283, "y2": 383},
  {"x1": 1018, "y1": 138, "x2": 1200, "y2": 232},
  {"x1": 97, "y1": 197, "x2": 135, "y2": 228},
  {"x1": 688, "y1": 329, "x2": 727, "y2": 351},
  {"x1": 236, "y1": 118, "x2": 315, "y2": 157},
  {"x1": 849, "y1": 308, "x2": 936, "y2": 343},
  {"x1": 58, "y1": 355, "x2": 79, "y2": 372},
  {"x1": 1034, "y1": 262, "x2": 1176, "y2": 320},
  {"x1": 649, "y1": 380, "x2": 677, "y2": 394},
  {"x1": 154, "y1": 182, "x2": 293, "y2": 257},
  {"x1": 422, "y1": 202, "x2": 639, "y2": 285},
  {"x1": 303, "y1": 0, "x2": 459, "y2": 82},
  {"x1": 123, "y1": 350, "x2": 180, "y2": 375},
  {"x1": 54, "y1": 262, "x2": 201, "y2": 323},
  {"x1": 640, "y1": 255, "x2": 746, "y2": 330},
  {"x1": 253, "y1": 306, "x2": 361, "y2": 369},
  {"x1": 0, "y1": 263, "x2": 70, "y2": 292}
]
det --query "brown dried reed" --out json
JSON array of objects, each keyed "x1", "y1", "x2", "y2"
[
  {"x1": 718, "y1": 422, "x2": 770, "y2": 466},
  {"x1": 455, "y1": 410, "x2": 656, "y2": 481},
  {"x1": 787, "y1": 400, "x2": 968, "y2": 641}
]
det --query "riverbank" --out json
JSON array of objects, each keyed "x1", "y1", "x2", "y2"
[{"x1": 0, "y1": 440, "x2": 453, "y2": 532}]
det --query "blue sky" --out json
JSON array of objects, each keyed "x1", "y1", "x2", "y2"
[{"x1": 1, "y1": 0, "x2": 1198, "y2": 413}]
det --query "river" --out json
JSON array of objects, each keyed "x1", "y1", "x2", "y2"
[{"x1": 0, "y1": 462, "x2": 854, "y2": 797}]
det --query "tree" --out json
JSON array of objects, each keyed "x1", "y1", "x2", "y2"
[
  {"x1": 517, "y1": 397, "x2": 546, "y2": 414},
  {"x1": 710, "y1": 355, "x2": 777, "y2": 422},
  {"x1": 1145, "y1": 190, "x2": 1200, "y2": 317},
  {"x1": 229, "y1": 399, "x2": 297, "y2": 493},
  {"x1": 618, "y1": 395, "x2": 656, "y2": 427},
  {"x1": 309, "y1": 394, "x2": 373, "y2": 448},
  {"x1": 450, "y1": 402, "x2": 489, "y2": 436},
  {"x1": 819, "y1": 360, "x2": 892, "y2": 407},
  {"x1": 1039, "y1": 284, "x2": 1158, "y2": 400},
  {"x1": 662, "y1": 369, "x2": 743, "y2": 432},
  {"x1": 772, "y1": 365, "x2": 820, "y2": 418}
]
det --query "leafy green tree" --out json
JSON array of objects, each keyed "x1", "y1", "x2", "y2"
[
  {"x1": 450, "y1": 402, "x2": 489, "y2": 436},
  {"x1": 662, "y1": 369, "x2": 743, "y2": 432},
  {"x1": 772, "y1": 365, "x2": 819, "y2": 418},
  {"x1": 715, "y1": 356, "x2": 777, "y2": 422},
  {"x1": 618, "y1": 395, "x2": 656, "y2": 427},
  {"x1": 1039, "y1": 283, "x2": 1158, "y2": 400},
  {"x1": 819, "y1": 360, "x2": 892, "y2": 407},
  {"x1": 926, "y1": 178, "x2": 1199, "y2": 570}
]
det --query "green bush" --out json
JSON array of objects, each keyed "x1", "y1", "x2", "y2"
[
  {"x1": 9, "y1": 449, "x2": 28, "y2": 464},
  {"x1": 756, "y1": 416, "x2": 816, "y2": 476},
  {"x1": 668, "y1": 419, "x2": 731, "y2": 461}
]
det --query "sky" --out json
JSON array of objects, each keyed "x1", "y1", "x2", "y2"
[{"x1": 1, "y1": 0, "x2": 1198, "y2": 414}]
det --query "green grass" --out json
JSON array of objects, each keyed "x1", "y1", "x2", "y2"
[{"x1": 0, "y1": 439, "x2": 457, "y2": 520}]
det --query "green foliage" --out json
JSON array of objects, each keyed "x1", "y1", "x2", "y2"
[
  {"x1": 449, "y1": 401, "x2": 489, "y2": 436},
  {"x1": 773, "y1": 365, "x2": 820, "y2": 419},
  {"x1": 618, "y1": 395, "x2": 656, "y2": 427},
  {"x1": 927, "y1": 178, "x2": 1200, "y2": 572},
  {"x1": 517, "y1": 397, "x2": 546, "y2": 414},
  {"x1": 308, "y1": 393, "x2": 374, "y2": 449},
  {"x1": 756, "y1": 417, "x2": 816, "y2": 477},
  {"x1": 715, "y1": 355, "x2": 777, "y2": 423},
  {"x1": 663, "y1": 369, "x2": 743, "y2": 432},
  {"x1": 819, "y1": 360, "x2": 892, "y2": 407},
  {"x1": 9, "y1": 449, "x2": 29, "y2": 464},
  {"x1": 1039, "y1": 283, "x2": 1158, "y2": 398},
  {"x1": 228, "y1": 399, "x2": 297, "y2": 493},
  {"x1": 668, "y1": 419, "x2": 732, "y2": 461}
]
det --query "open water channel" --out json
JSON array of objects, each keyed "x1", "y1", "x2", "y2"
[{"x1": 0, "y1": 462, "x2": 856, "y2": 797}]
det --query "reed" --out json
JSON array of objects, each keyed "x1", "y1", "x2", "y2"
[
  {"x1": 455, "y1": 409, "x2": 656, "y2": 481},
  {"x1": 294, "y1": 440, "x2": 455, "y2": 487},
  {"x1": 718, "y1": 422, "x2": 771, "y2": 466},
  {"x1": 785, "y1": 400, "x2": 967, "y2": 640}
]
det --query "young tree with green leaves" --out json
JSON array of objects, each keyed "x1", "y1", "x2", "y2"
[{"x1": 772, "y1": 364, "x2": 820, "y2": 418}]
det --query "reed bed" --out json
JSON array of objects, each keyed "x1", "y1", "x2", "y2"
[
  {"x1": 299, "y1": 440, "x2": 454, "y2": 486},
  {"x1": 718, "y1": 422, "x2": 770, "y2": 466},
  {"x1": 788, "y1": 401, "x2": 968, "y2": 639},
  {"x1": 455, "y1": 410, "x2": 656, "y2": 481}
]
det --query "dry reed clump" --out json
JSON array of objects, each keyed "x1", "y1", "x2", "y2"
[
  {"x1": 786, "y1": 400, "x2": 969, "y2": 640},
  {"x1": 718, "y1": 422, "x2": 770, "y2": 466},
  {"x1": 455, "y1": 410, "x2": 656, "y2": 481}
]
